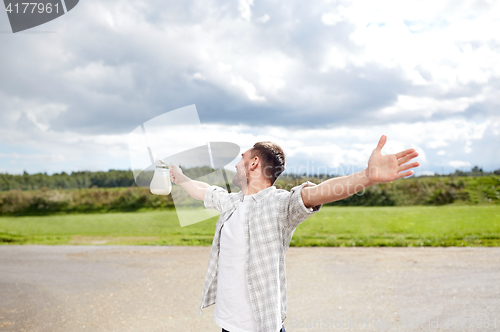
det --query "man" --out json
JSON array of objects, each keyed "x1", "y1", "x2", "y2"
[{"x1": 169, "y1": 135, "x2": 420, "y2": 332}]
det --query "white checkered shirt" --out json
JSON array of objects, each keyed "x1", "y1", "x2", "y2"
[{"x1": 199, "y1": 181, "x2": 322, "y2": 332}]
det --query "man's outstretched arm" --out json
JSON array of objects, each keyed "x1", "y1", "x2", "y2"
[
  {"x1": 301, "y1": 135, "x2": 420, "y2": 208},
  {"x1": 169, "y1": 165, "x2": 210, "y2": 201}
]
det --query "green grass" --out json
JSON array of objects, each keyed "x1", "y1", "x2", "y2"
[
  {"x1": 0, "y1": 205, "x2": 499, "y2": 246},
  {"x1": 291, "y1": 205, "x2": 500, "y2": 247}
]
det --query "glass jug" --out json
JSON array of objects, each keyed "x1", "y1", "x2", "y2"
[{"x1": 150, "y1": 160, "x2": 172, "y2": 195}]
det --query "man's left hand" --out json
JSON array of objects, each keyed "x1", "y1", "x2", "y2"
[{"x1": 367, "y1": 135, "x2": 420, "y2": 184}]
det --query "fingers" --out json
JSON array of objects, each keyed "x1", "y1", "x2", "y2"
[
  {"x1": 395, "y1": 148, "x2": 416, "y2": 159},
  {"x1": 398, "y1": 161, "x2": 420, "y2": 172},
  {"x1": 170, "y1": 165, "x2": 183, "y2": 184},
  {"x1": 397, "y1": 151, "x2": 419, "y2": 165},
  {"x1": 376, "y1": 135, "x2": 387, "y2": 151},
  {"x1": 170, "y1": 166, "x2": 176, "y2": 183},
  {"x1": 397, "y1": 170, "x2": 414, "y2": 179}
]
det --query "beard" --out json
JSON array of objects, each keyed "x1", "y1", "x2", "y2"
[{"x1": 232, "y1": 162, "x2": 249, "y2": 189}]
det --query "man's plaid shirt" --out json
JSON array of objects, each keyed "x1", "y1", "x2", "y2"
[{"x1": 199, "y1": 181, "x2": 322, "y2": 331}]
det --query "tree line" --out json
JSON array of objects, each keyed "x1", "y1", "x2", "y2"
[
  {"x1": 1, "y1": 166, "x2": 499, "y2": 191},
  {"x1": 1, "y1": 173, "x2": 498, "y2": 216},
  {"x1": 0, "y1": 170, "x2": 136, "y2": 191}
]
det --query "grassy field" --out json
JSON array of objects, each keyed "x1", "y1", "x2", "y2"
[{"x1": 0, "y1": 205, "x2": 499, "y2": 246}]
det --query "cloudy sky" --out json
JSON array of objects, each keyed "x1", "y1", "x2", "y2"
[{"x1": 1, "y1": 0, "x2": 499, "y2": 177}]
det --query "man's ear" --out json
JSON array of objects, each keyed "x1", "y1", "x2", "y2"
[{"x1": 251, "y1": 156, "x2": 259, "y2": 170}]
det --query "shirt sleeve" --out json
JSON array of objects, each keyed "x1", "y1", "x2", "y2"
[
  {"x1": 286, "y1": 181, "x2": 322, "y2": 231},
  {"x1": 204, "y1": 185, "x2": 229, "y2": 213}
]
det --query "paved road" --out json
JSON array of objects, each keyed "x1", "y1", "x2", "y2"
[{"x1": 0, "y1": 246, "x2": 499, "y2": 332}]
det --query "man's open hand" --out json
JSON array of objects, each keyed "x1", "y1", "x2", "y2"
[{"x1": 367, "y1": 135, "x2": 420, "y2": 184}]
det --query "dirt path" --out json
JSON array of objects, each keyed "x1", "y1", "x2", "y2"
[{"x1": 0, "y1": 246, "x2": 499, "y2": 331}]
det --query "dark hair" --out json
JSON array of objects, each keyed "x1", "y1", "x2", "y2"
[{"x1": 250, "y1": 141, "x2": 286, "y2": 184}]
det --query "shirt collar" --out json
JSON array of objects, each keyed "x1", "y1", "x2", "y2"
[{"x1": 236, "y1": 185, "x2": 275, "y2": 202}]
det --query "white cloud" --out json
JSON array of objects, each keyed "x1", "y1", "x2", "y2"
[
  {"x1": 217, "y1": 62, "x2": 233, "y2": 72},
  {"x1": 324, "y1": 0, "x2": 500, "y2": 95},
  {"x1": 4, "y1": 0, "x2": 498, "y2": 127},
  {"x1": 192, "y1": 72, "x2": 206, "y2": 81},
  {"x1": 198, "y1": 117, "x2": 498, "y2": 174},
  {"x1": 0, "y1": 0, "x2": 499, "y2": 175},
  {"x1": 320, "y1": 46, "x2": 347, "y2": 71},
  {"x1": 1, "y1": 116, "x2": 498, "y2": 175},
  {"x1": 428, "y1": 141, "x2": 449, "y2": 149},
  {"x1": 0, "y1": 153, "x2": 66, "y2": 163},
  {"x1": 257, "y1": 14, "x2": 270, "y2": 23},
  {"x1": 230, "y1": 75, "x2": 266, "y2": 102},
  {"x1": 321, "y1": 8, "x2": 346, "y2": 26},
  {"x1": 238, "y1": 0, "x2": 253, "y2": 22},
  {"x1": 380, "y1": 95, "x2": 484, "y2": 119},
  {"x1": 449, "y1": 160, "x2": 471, "y2": 169},
  {"x1": 0, "y1": 92, "x2": 68, "y2": 132},
  {"x1": 62, "y1": 61, "x2": 135, "y2": 92}
]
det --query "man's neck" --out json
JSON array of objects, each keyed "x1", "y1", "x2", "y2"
[{"x1": 242, "y1": 180, "x2": 272, "y2": 195}]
